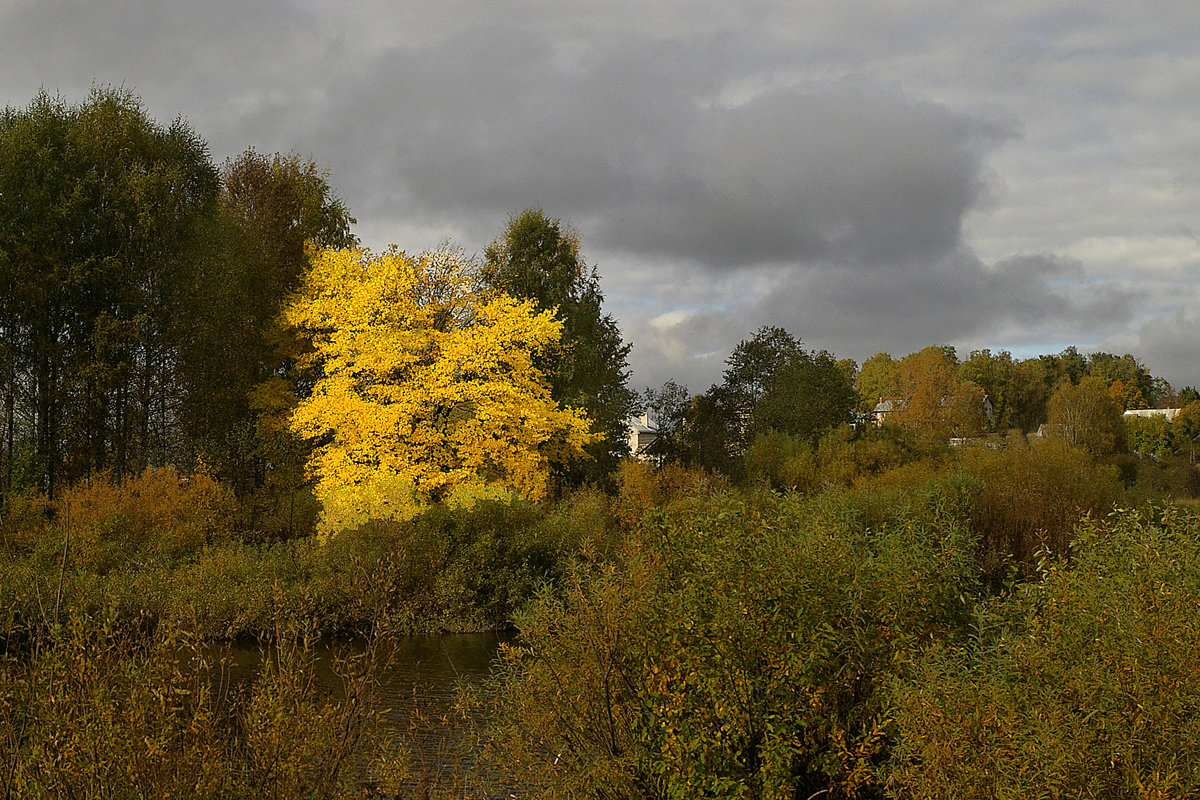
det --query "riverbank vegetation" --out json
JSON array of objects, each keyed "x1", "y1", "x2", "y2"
[{"x1": 4, "y1": 88, "x2": 1200, "y2": 797}]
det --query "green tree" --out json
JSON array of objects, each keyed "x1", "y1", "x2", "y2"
[
  {"x1": 640, "y1": 379, "x2": 690, "y2": 462},
  {"x1": 1010, "y1": 356, "x2": 1056, "y2": 432},
  {"x1": 482, "y1": 209, "x2": 636, "y2": 487},
  {"x1": 1086, "y1": 351, "x2": 1153, "y2": 409},
  {"x1": 719, "y1": 326, "x2": 808, "y2": 450},
  {"x1": 750, "y1": 349, "x2": 856, "y2": 443},
  {"x1": 675, "y1": 386, "x2": 743, "y2": 477},
  {"x1": 182, "y1": 150, "x2": 357, "y2": 499},
  {"x1": 959, "y1": 349, "x2": 1016, "y2": 430},
  {"x1": 856, "y1": 352, "x2": 899, "y2": 412},
  {"x1": 0, "y1": 89, "x2": 218, "y2": 496}
]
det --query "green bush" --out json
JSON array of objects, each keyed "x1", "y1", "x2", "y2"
[
  {"x1": 886, "y1": 506, "x2": 1200, "y2": 798},
  {"x1": 477, "y1": 489, "x2": 978, "y2": 799}
]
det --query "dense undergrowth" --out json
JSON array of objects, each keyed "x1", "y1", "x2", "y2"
[{"x1": 3, "y1": 432, "x2": 1200, "y2": 797}]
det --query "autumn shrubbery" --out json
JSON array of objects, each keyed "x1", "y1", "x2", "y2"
[
  {"x1": 0, "y1": 612, "x2": 386, "y2": 798},
  {"x1": 886, "y1": 505, "x2": 1200, "y2": 798},
  {"x1": 742, "y1": 424, "x2": 948, "y2": 495},
  {"x1": 477, "y1": 488, "x2": 978, "y2": 799},
  {"x1": 0, "y1": 469, "x2": 612, "y2": 645},
  {"x1": 955, "y1": 437, "x2": 1123, "y2": 569}
]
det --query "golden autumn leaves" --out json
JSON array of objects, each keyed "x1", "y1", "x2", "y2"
[{"x1": 280, "y1": 247, "x2": 597, "y2": 536}]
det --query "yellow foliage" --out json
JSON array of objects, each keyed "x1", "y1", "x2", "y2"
[{"x1": 283, "y1": 247, "x2": 597, "y2": 536}]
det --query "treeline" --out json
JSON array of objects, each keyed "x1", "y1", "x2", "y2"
[
  {"x1": 0, "y1": 90, "x2": 636, "y2": 536},
  {"x1": 642, "y1": 330, "x2": 1200, "y2": 495},
  {"x1": 0, "y1": 88, "x2": 355, "y2": 513}
]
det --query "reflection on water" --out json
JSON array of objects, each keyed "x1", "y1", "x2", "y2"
[
  {"x1": 218, "y1": 631, "x2": 514, "y2": 792},
  {"x1": 222, "y1": 631, "x2": 511, "y2": 714}
]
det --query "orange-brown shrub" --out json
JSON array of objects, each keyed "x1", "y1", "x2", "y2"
[
  {"x1": 956, "y1": 438, "x2": 1122, "y2": 568},
  {"x1": 611, "y1": 460, "x2": 731, "y2": 528},
  {"x1": 55, "y1": 466, "x2": 238, "y2": 573}
]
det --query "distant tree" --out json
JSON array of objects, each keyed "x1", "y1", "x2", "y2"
[
  {"x1": 1010, "y1": 356, "x2": 1057, "y2": 432},
  {"x1": 959, "y1": 349, "x2": 1017, "y2": 430},
  {"x1": 750, "y1": 350, "x2": 856, "y2": 443},
  {"x1": 640, "y1": 379, "x2": 690, "y2": 462},
  {"x1": 1046, "y1": 377, "x2": 1128, "y2": 457},
  {"x1": 856, "y1": 353, "x2": 899, "y2": 412},
  {"x1": 1178, "y1": 387, "x2": 1200, "y2": 407},
  {"x1": 891, "y1": 346, "x2": 983, "y2": 438},
  {"x1": 1040, "y1": 346, "x2": 1089, "y2": 387},
  {"x1": 482, "y1": 209, "x2": 636, "y2": 486},
  {"x1": 1173, "y1": 402, "x2": 1200, "y2": 464},
  {"x1": 1087, "y1": 352, "x2": 1152, "y2": 410},
  {"x1": 720, "y1": 326, "x2": 808, "y2": 451},
  {"x1": 675, "y1": 386, "x2": 742, "y2": 478}
]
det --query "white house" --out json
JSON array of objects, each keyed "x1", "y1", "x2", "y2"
[
  {"x1": 1123, "y1": 408, "x2": 1182, "y2": 422},
  {"x1": 626, "y1": 413, "x2": 659, "y2": 460}
]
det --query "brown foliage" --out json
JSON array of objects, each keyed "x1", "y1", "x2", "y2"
[
  {"x1": 957, "y1": 438, "x2": 1122, "y2": 568},
  {"x1": 54, "y1": 466, "x2": 238, "y2": 572}
]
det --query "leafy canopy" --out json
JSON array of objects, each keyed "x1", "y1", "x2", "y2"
[
  {"x1": 482, "y1": 209, "x2": 636, "y2": 484},
  {"x1": 284, "y1": 247, "x2": 597, "y2": 535}
]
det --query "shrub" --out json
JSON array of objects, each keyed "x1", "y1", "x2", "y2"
[
  {"x1": 477, "y1": 489, "x2": 978, "y2": 799},
  {"x1": 956, "y1": 438, "x2": 1122, "y2": 568},
  {"x1": 0, "y1": 611, "x2": 380, "y2": 798},
  {"x1": 886, "y1": 506, "x2": 1200, "y2": 798},
  {"x1": 744, "y1": 431, "x2": 819, "y2": 493},
  {"x1": 611, "y1": 459, "x2": 731, "y2": 528},
  {"x1": 53, "y1": 466, "x2": 239, "y2": 573}
]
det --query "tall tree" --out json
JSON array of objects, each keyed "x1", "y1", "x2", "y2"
[
  {"x1": 0, "y1": 89, "x2": 218, "y2": 495},
  {"x1": 181, "y1": 150, "x2": 357, "y2": 492},
  {"x1": 856, "y1": 352, "x2": 899, "y2": 412},
  {"x1": 750, "y1": 349, "x2": 856, "y2": 443},
  {"x1": 640, "y1": 379, "x2": 691, "y2": 463},
  {"x1": 482, "y1": 209, "x2": 636, "y2": 486},
  {"x1": 719, "y1": 326, "x2": 808, "y2": 451},
  {"x1": 284, "y1": 247, "x2": 594, "y2": 535},
  {"x1": 891, "y1": 346, "x2": 984, "y2": 438},
  {"x1": 959, "y1": 349, "x2": 1017, "y2": 430}
]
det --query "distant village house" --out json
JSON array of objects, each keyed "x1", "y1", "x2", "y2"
[{"x1": 626, "y1": 413, "x2": 659, "y2": 461}]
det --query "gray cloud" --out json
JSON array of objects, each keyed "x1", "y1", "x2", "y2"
[{"x1": 2, "y1": 0, "x2": 1199, "y2": 391}]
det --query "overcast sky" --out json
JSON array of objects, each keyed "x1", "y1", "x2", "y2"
[{"x1": 3, "y1": 0, "x2": 1199, "y2": 394}]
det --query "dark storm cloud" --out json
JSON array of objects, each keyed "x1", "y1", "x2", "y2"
[
  {"x1": 312, "y1": 27, "x2": 1014, "y2": 270},
  {"x1": 2, "y1": 0, "x2": 1198, "y2": 389},
  {"x1": 1107, "y1": 308, "x2": 1200, "y2": 391}
]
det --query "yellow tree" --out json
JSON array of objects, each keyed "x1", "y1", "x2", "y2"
[{"x1": 283, "y1": 246, "x2": 596, "y2": 535}]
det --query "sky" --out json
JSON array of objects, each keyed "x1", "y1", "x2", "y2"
[{"x1": 2, "y1": 0, "x2": 1199, "y2": 394}]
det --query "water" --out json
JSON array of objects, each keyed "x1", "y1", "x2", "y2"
[{"x1": 215, "y1": 631, "x2": 513, "y2": 792}]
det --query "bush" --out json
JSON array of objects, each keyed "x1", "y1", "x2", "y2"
[
  {"x1": 53, "y1": 466, "x2": 239, "y2": 573},
  {"x1": 477, "y1": 489, "x2": 978, "y2": 799},
  {"x1": 956, "y1": 438, "x2": 1122, "y2": 569},
  {"x1": 0, "y1": 611, "x2": 380, "y2": 798},
  {"x1": 611, "y1": 459, "x2": 732, "y2": 528},
  {"x1": 744, "y1": 431, "x2": 819, "y2": 493},
  {"x1": 886, "y1": 506, "x2": 1200, "y2": 798}
]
